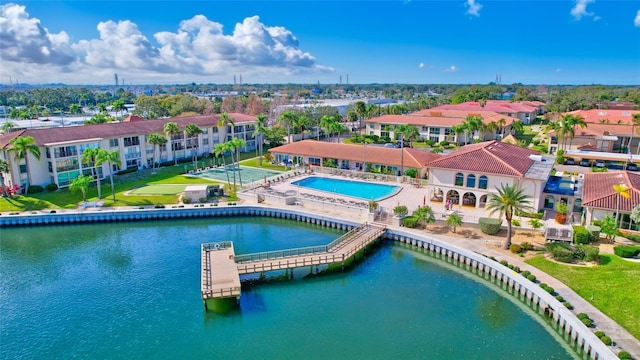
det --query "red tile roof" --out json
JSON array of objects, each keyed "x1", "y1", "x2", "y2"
[
  {"x1": 268, "y1": 140, "x2": 442, "y2": 168},
  {"x1": 426, "y1": 140, "x2": 540, "y2": 177},
  {"x1": 431, "y1": 101, "x2": 537, "y2": 114},
  {"x1": 569, "y1": 109, "x2": 640, "y2": 125},
  {"x1": 0, "y1": 113, "x2": 255, "y2": 147},
  {"x1": 366, "y1": 110, "x2": 518, "y2": 127},
  {"x1": 582, "y1": 171, "x2": 640, "y2": 212},
  {"x1": 0, "y1": 130, "x2": 26, "y2": 150}
]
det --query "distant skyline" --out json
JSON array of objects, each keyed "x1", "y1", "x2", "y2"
[{"x1": 1, "y1": 1, "x2": 639, "y2": 86}]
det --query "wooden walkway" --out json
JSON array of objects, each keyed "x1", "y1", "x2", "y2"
[{"x1": 201, "y1": 223, "x2": 385, "y2": 301}]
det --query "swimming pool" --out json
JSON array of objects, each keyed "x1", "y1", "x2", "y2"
[{"x1": 291, "y1": 176, "x2": 400, "y2": 200}]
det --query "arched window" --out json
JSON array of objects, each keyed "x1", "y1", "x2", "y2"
[
  {"x1": 479, "y1": 175, "x2": 488, "y2": 189},
  {"x1": 466, "y1": 174, "x2": 476, "y2": 188},
  {"x1": 455, "y1": 173, "x2": 464, "y2": 186}
]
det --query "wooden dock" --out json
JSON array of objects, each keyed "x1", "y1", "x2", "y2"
[{"x1": 201, "y1": 223, "x2": 385, "y2": 303}]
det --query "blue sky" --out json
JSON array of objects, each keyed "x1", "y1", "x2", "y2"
[{"x1": 1, "y1": 1, "x2": 639, "y2": 85}]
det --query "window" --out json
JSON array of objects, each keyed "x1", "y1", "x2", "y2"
[
  {"x1": 455, "y1": 173, "x2": 464, "y2": 186},
  {"x1": 466, "y1": 174, "x2": 476, "y2": 188},
  {"x1": 234, "y1": 125, "x2": 243, "y2": 133},
  {"x1": 203, "y1": 138, "x2": 209, "y2": 145},
  {"x1": 56, "y1": 158, "x2": 79, "y2": 172},
  {"x1": 478, "y1": 175, "x2": 488, "y2": 189},
  {"x1": 202, "y1": 128, "x2": 209, "y2": 134},
  {"x1": 54, "y1": 145, "x2": 77, "y2": 158},
  {"x1": 19, "y1": 164, "x2": 27, "y2": 174},
  {"x1": 79, "y1": 142, "x2": 99, "y2": 153},
  {"x1": 429, "y1": 136, "x2": 439, "y2": 143},
  {"x1": 109, "y1": 139, "x2": 119, "y2": 147},
  {"x1": 444, "y1": 128, "x2": 452, "y2": 136},
  {"x1": 309, "y1": 157, "x2": 321, "y2": 166},
  {"x1": 123, "y1": 137, "x2": 140, "y2": 147},
  {"x1": 46, "y1": 148, "x2": 51, "y2": 158},
  {"x1": 429, "y1": 127, "x2": 440, "y2": 135},
  {"x1": 212, "y1": 127, "x2": 218, "y2": 133}
]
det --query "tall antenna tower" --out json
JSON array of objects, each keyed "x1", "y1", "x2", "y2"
[
  {"x1": 233, "y1": 75, "x2": 237, "y2": 85},
  {"x1": 114, "y1": 73, "x2": 119, "y2": 87},
  {"x1": 239, "y1": 74, "x2": 242, "y2": 85}
]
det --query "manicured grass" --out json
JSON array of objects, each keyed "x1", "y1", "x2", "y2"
[
  {"x1": 526, "y1": 254, "x2": 640, "y2": 339},
  {"x1": 128, "y1": 184, "x2": 187, "y2": 195}
]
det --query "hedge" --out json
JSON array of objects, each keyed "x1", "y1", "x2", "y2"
[
  {"x1": 45, "y1": 183, "x2": 58, "y2": 192},
  {"x1": 479, "y1": 218, "x2": 502, "y2": 235},
  {"x1": 116, "y1": 167, "x2": 138, "y2": 175},
  {"x1": 618, "y1": 351, "x2": 632, "y2": 359},
  {"x1": 613, "y1": 245, "x2": 640, "y2": 258},
  {"x1": 573, "y1": 225, "x2": 590, "y2": 244},
  {"x1": 26, "y1": 185, "x2": 44, "y2": 194},
  {"x1": 402, "y1": 216, "x2": 419, "y2": 228}
]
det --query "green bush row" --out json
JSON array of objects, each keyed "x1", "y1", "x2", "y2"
[
  {"x1": 402, "y1": 216, "x2": 419, "y2": 228},
  {"x1": 613, "y1": 245, "x2": 640, "y2": 258},
  {"x1": 479, "y1": 218, "x2": 502, "y2": 235},
  {"x1": 546, "y1": 242, "x2": 599, "y2": 263},
  {"x1": 27, "y1": 185, "x2": 44, "y2": 194}
]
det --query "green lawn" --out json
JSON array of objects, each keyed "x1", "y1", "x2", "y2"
[
  {"x1": 0, "y1": 165, "x2": 221, "y2": 212},
  {"x1": 526, "y1": 254, "x2": 640, "y2": 340},
  {"x1": 128, "y1": 184, "x2": 187, "y2": 195}
]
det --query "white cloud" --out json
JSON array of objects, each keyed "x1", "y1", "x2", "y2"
[
  {"x1": 635, "y1": 10, "x2": 640, "y2": 27},
  {"x1": 570, "y1": 0, "x2": 595, "y2": 20},
  {"x1": 419, "y1": 62, "x2": 424, "y2": 68},
  {"x1": 465, "y1": 0, "x2": 482, "y2": 17},
  {"x1": 445, "y1": 65, "x2": 457, "y2": 72},
  {"x1": 0, "y1": 3, "x2": 332, "y2": 83}
]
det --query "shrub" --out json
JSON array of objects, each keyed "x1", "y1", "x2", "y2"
[
  {"x1": 439, "y1": 140, "x2": 450, "y2": 147},
  {"x1": 512, "y1": 266, "x2": 520, "y2": 273},
  {"x1": 551, "y1": 246, "x2": 574, "y2": 263},
  {"x1": 116, "y1": 167, "x2": 138, "y2": 175},
  {"x1": 564, "y1": 302, "x2": 573, "y2": 309},
  {"x1": 573, "y1": 225, "x2": 590, "y2": 245},
  {"x1": 600, "y1": 336, "x2": 612, "y2": 346},
  {"x1": 521, "y1": 270, "x2": 531, "y2": 278},
  {"x1": 581, "y1": 245, "x2": 600, "y2": 262},
  {"x1": 511, "y1": 218, "x2": 521, "y2": 227},
  {"x1": 479, "y1": 218, "x2": 502, "y2": 235},
  {"x1": 613, "y1": 245, "x2": 640, "y2": 258},
  {"x1": 424, "y1": 139, "x2": 435, "y2": 146},
  {"x1": 594, "y1": 331, "x2": 605, "y2": 338},
  {"x1": 45, "y1": 183, "x2": 58, "y2": 192},
  {"x1": 183, "y1": 197, "x2": 192, "y2": 204},
  {"x1": 509, "y1": 244, "x2": 522, "y2": 254},
  {"x1": 577, "y1": 313, "x2": 590, "y2": 320},
  {"x1": 618, "y1": 351, "x2": 632, "y2": 359},
  {"x1": 393, "y1": 205, "x2": 409, "y2": 217},
  {"x1": 403, "y1": 169, "x2": 418, "y2": 178},
  {"x1": 199, "y1": 197, "x2": 208, "y2": 203},
  {"x1": 526, "y1": 274, "x2": 536, "y2": 282},
  {"x1": 402, "y1": 216, "x2": 419, "y2": 228},
  {"x1": 26, "y1": 185, "x2": 44, "y2": 194},
  {"x1": 619, "y1": 232, "x2": 640, "y2": 243},
  {"x1": 499, "y1": 260, "x2": 509, "y2": 267},
  {"x1": 520, "y1": 242, "x2": 534, "y2": 251},
  {"x1": 581, "y1": 318, "x2": 593, "y2": 327},
  {"x1": 154, "y1": 204, "x2": 165, "y2": 209},
  {"x1": 540, "y1": 284, "x2": 555, "y2": 295},
  {"x1": 517, "y1": 209, "x2": 544, "y2": 219},
  {"x1": 555, "y1": 295, "x2": 564, "y2": 302},
  {"x1": 49, "y1": 210, "x2": 56, "y2": 213}
]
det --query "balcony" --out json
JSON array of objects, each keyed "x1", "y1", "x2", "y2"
[{"x1": 125, "y1": 152, "x2": 141, "y2": 160}]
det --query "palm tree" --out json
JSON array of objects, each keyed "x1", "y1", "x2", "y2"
[
  {"x1": 510, "y1": 120, "x2": 524, "y2": 137},
  {"x1": 497, "y1": 118, "x2": 507, "y2": 139},
  {"x1": 223, "y1": 141, "x2": 237, "y2": 189},
  {"x1": 613, "y1": 183, "x2": 631, "y2": 229},
  {"x1": 96, "y1": 149, "x2": 121, "y2": 201},
  {"x1": 147, "y1": 133, "x2": 167, "y2": 173},
  {"x1": 485, "y1": 183, "x2": 532, "y2": 250},
  {"x1": 0, "y1": 121, "x2": 16, "y2": 134},
  {"x1": 214, "y1": 143, "x2": 231, "y2": 187},
  {"x1": 111, "y1": 99, "x2": 127, "y2": 120},
  {"x1": 230, "y1": 137, "x2": 247, "y2": 186},
  {"x1": 413, "y1": 206, "x2": 435, "y2": 229},
  {"x1": 70, "y1": 174, "x2": 92, "y2": 206},
  {"x1": 163, "y1": 121, "x2": 180, "y2": 165},
  {"x1": 445, "y1": 213, "x2": 463, "y2": 233},
  {"x1": 463, "y1": 115, "x2": 484, "y2": 143},
  {"x1": 292, "y1": 114, "x2": 310, "y2": 140},
  {"x1": 564, "y1": 114, "x2": 587, "y2": 150},
  {"x1": 184, "y1": 124, "x2": 203, "y2": 169},
  {"x1": 485, "y1": 121, "x2": 499, "y2": 140},
  {"x1": 278, "y1": 110, "x2": 298, "y2": 143},
  {"x1": 630, "y1": 113, "x2": 640, "y2": 155},
  {"x1": 451, "y1": 124, "x2": 466, "y2": 145},
  {"x1": 8, "y1": 136, "x2": 41, "y2": 193},
  {"x1": 253, "y1": 113, "x2": 268, "y2": 167},
  {"x1": 319, "y1": 115, "x2": 337, "y2": 142},
  {"x1": 81, "y1": 147, "x2": 102, "y2": 199},
  {"x1": 395, "y1": 124, "x2": 420, "y2": 147},
  {"x1": 0, "y1": 159, "x2": 10, "y2": 197},
  {"x1": 217, "y1": 112, "x2": 235, "y2": 148}
]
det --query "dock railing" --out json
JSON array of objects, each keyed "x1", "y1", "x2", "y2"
[{"x1": 234, "y1": 223, "x2": 368, "y2": 264}]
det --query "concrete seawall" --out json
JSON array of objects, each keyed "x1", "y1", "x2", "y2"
[{"x1": 1, "y1": 205, "x2": 617, "y2": 359}]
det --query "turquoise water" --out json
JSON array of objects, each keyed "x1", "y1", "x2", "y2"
[
  {"x1": 0, "y1": 218, "x2": 575, "y2": 359},
  {"x1": 193, "y1": 165, "x2": 281, "y2": 183},
  {"x1": 291, "y1": 176, "x2": 400, "y2": 200}
]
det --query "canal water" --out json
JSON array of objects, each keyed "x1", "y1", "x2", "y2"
[{"x1": 0, "y1": 217, "x2": 574, "y2": 359}]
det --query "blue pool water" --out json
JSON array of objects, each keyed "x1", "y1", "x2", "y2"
[{"x1": 291, "y1": 176, "x2": 400, "y2": 200}]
